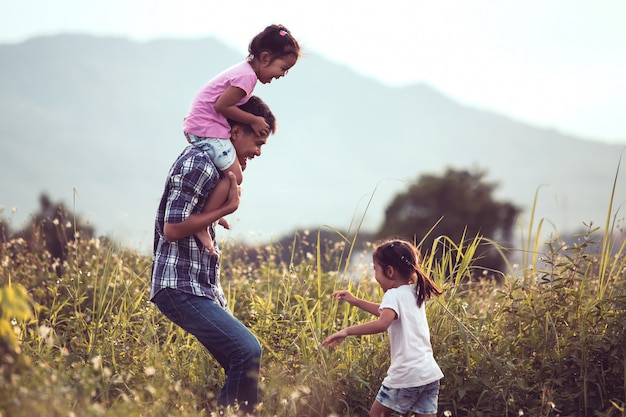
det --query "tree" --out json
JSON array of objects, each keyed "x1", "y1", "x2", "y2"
[
  {"x1": 378, "y1": 167, "x2": 521, "y2": 276},
  {"x1": 7, "y1": 194, "x2": 95, "y2": 275}
]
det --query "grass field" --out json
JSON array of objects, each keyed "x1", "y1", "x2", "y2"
[{"x1": 1, "y1": 206, "x2": 625, "y2": 416}]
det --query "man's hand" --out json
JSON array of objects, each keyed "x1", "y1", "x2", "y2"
[{"x1": 163, "y1": 172, "x2": 242, "y2": 243}]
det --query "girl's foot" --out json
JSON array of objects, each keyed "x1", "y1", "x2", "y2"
[
  {"x1": 218, "y1": 217, "x2": 230, "y2": 229},
  {"x1": 196, "y1": 229, "x2": 217, "y2": 255}
]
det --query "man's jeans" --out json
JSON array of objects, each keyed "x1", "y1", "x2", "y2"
[{"x1": 153, "y1": 288, "x2": 262, "y2": 414}]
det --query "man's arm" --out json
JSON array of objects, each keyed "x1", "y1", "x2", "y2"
[{"x1": 163, "y1": 172, "x2": 240, "y2": 242}]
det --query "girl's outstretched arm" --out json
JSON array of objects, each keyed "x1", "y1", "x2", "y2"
[
  {"x1": 321, "y1": 308, "x2": 396, "y2": 348},
  {"x1": 331, "y1": 290, "x2": 381, "y2": 316}
]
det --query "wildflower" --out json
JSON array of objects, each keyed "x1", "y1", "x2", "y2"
[
  {"x1": 144, "y1": 366, "x2": 156, "y2": 376},
  {"x1": 91, "y1": 355, "x2": 102, "y2": 370},
  {"x1": 53, "y1": 218, "x2": 59, "y2": 226},
  {"x1": 38, "y1": 324, "x2": 52, "y2": 339},
  {"x1": 91, "y1": 402, "x2": 105, "y2": 414},
  {"x1": 519, "y1": 409, "x2": 524, "y2": 416}
]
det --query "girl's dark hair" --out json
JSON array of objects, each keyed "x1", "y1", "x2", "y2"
[
  {"x1": 248, "y1": 24, "x2": 300, "y2": 61},
  {"x1": 373, "y1": 239, "x2": 443, "y2": 307}
]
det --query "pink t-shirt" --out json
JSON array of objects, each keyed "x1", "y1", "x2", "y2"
[{"x1": 183, "y1": 61, "x2": 258, "y2": 139}]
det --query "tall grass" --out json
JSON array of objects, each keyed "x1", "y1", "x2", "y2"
[{"x1": 1, "y1": 192, "x2": 625, "y2": 416}]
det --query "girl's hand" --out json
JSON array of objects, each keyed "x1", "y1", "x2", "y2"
[
  {"x1": 331, "y1": 290, "x2": 356, "y2": 305},
  {"x1": 321, "y1": 329, "x2": 348, "y2": 348},
  {"x1": 251, "y1": 116, "x2": 270, "y2": 137}
]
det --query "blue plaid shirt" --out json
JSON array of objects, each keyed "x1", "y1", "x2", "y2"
[{"x1": 150, "y1": 145, "x2": 227, "y2": 308}]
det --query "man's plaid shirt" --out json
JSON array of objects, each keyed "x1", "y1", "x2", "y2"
[{"x1": 150, "y1": 145, "x2": 228, "y2": 308}]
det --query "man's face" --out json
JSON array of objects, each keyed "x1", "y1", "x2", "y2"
[{"x1": 232, "y1": 126, "x2": 269, "y2": 169}]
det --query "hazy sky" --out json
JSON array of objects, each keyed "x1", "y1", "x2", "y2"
[{"x1": 3, "y1": 0, "x2": 626, "y2": 144}]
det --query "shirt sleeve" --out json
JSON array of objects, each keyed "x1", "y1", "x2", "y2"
[
  {"x1": 227, "y1": 63, "x2": 258, "y2": 98},
  {"x1": 164, "y1": 151, "x2": 219, "y2": 224},
  {"x1": 230, "y1": 73, "x2": 257, "y2": 96},
  {"x1": 379, "y1": 290, "x2": 400, "y2": 320}
]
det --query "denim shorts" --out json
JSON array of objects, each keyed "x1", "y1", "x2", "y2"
[
  {"x1": 375, "y1": 380, "x2": 440, "y2": 415},
  {"x1": 185, "y1": 133, "x2": 236, "y2": 171}
]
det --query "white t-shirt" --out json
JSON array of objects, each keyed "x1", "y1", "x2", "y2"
[{"x1": 379, "y1": 284, "x2": 444, "y2": 388}]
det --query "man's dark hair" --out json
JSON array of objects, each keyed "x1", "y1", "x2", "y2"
[{"x1": 229, "y1": 95, "x2": 277, "y2": 134}]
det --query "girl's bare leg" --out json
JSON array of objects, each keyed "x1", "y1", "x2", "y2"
[
  {"x1": 194, "y1": 160, "x2": 243, "y2": 254},
  {"x1": 195, "y1": 178, "x2": 230, "y2": 254},
  {"x1": 369, "y1": 401, "x2": 394, "y2": 417}
]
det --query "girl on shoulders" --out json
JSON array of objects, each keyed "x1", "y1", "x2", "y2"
[{"x1": 183, "y1": 24, "x2": 300, "y2": 254}]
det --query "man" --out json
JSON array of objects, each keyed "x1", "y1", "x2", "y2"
[{"x1": 150, "y1": 96, "x2": 276, "y2": 415}]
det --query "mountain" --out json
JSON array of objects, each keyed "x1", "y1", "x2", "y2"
[{"x1": 1, "y1": 35, "x2": 624, "y2": 251}]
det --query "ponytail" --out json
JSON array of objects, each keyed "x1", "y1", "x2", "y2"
[{"x1": 414, "y1": 264, "x2": 442, "y2": 308}]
